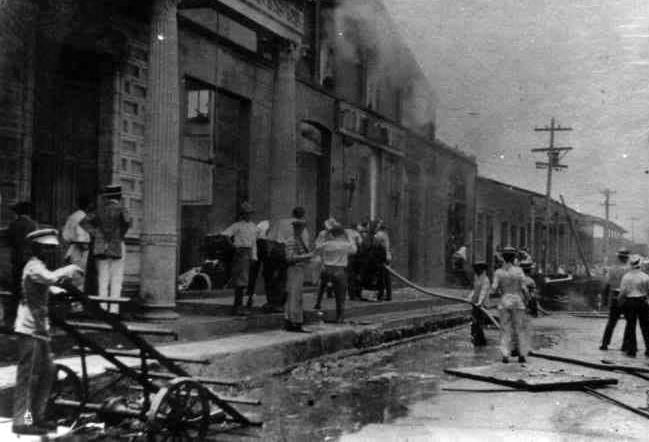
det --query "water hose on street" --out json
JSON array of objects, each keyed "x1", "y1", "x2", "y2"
[{"x1": 385, "y1": 265, "x2": 501, "y2": 330}]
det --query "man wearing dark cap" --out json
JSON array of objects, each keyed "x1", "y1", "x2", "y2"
[
  {"x1": 6, "y1": 202, "x2": 37, "y2": 325},
  {"x1": 221, "y1": 202, "x2": 257, "y2": 315},
  {"x1": 264, "y1": 207, "x2": 310, "y2": 312},
  {"x1": 600, "y1": 247, "x2": 631, "y2": 351},
  {"x1": 81, "y1": 185, "x2": 131, "y2": 313},
  {"x1": 284, "y1": 218, "x2": 313, "y2": 332},
  {"x1": 12, "y1": 229, "x2": 82, "y2": 435}
]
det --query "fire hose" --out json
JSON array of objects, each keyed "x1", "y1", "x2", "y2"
[{"x1": 385, "y1": 265, "x2": 501, "y2": 330}]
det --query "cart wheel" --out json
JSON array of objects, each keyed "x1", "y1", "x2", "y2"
[
  {"x1": 46, "y1": 363, "x2": 84, "y2": 427},
  {"x1": 146, "y1": 378, "x2": 210, "y2": 441}
]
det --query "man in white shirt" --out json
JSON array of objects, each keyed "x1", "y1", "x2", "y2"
[
  {"x1": 618, "y1": 255, "x2": 649, "y2": 357},
  {"x1": 62, "y1": 195, "x2": 92, "y2": 289},
  {"x1": 221, "y1": 202, "x2": 257, "y2": 315},
  {"x1": 314, "y1": 223, "x2": 357, "y2": 323}
]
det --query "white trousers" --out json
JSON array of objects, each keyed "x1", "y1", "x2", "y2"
[
  {"x1": 498, "y1": 293, "x2": 530, "y2": 357},
  {"x1": 96, "y1": 243, "x2": 125, "y2": 314}
]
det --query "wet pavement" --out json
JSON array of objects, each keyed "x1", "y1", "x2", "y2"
[
  {"x1": 12, "y1": 313, "x2": 648, "y2": 441},
  {"x1": 222, "y1": 314, "x2": 649, "y2": 442}
]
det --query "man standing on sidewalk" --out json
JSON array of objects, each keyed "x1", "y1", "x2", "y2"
[
  {"x1": 600, "y1": 248, "x2": 630, "y2": 351},
  {"x1": 374, "y1": 220, "x2": 392, "y2": 301},
  {"x1": 62, "y1": 195, "x2": 92, "y2": 290},
  {"x1": 81, "y1": 185, "x2": 131, "y2": 313},
  {"x1": 284, "y1": 218, "x2": 313, "y2": 332},
  {"x1": 314, "y1": 222, "x2": 357, "y2": 323},
  {"x1": 265, "y1": 207, "x2": 310, "y2": 312},
  {"x1": 618, "y1": 255, "x2": 649, "y2": 357},
  {"x1": 221, "y1": 202, "x2": 257, "y2": 316}
]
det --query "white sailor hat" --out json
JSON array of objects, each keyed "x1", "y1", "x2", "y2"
[{"x1": 26, "y1": 228, "x2": 60, "y2": 246}]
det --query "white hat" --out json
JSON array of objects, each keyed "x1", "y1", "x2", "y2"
[
  {"x1": 256, "y1": 220, "x2": 270, "y2": 236},
  {"x1": 630, "y1": 254, "x2": 642, "y2": 268},
  {"x1": 26, "y1": 228, "x2": 60, "y2": 246},
  {"x1": 324, "y1": 217, "x2": 337, "y2": 230}
]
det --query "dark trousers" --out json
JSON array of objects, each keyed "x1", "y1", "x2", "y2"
[
  {"x1": 315, "y1": 266, "x2": 347, "y2": 321},
  {"x1": 248, "y1": 259, "x2": 275, "y2": 300},
  {"x1": 13, "y1": 335, "x2": 55, "y2": 427},
  {"x1": 622, "y1": 297, "x2": 649, "y2": 355},
  {"x1": 347, "y1": 260, "x2": 362, "y2": 300},
  {"x1": 470, "y1": 306, "x2": 487, "y2": 346},
  {"x1": 377, "y1": 266, "x2": 392, "y2": 300},
  {"x1": 601, "y1": 293, "x2": 623, "y2": 348},
  {"x1": 264, "y1": 259, "x2": 287, "y2": 308}
]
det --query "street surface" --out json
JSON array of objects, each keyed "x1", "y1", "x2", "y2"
[
  {"x1": 230, "y1": 313, "x2": 647, "y2": 441},
  {"x1": 2, "y1": 312, "x2": 646, "y2": 441}
]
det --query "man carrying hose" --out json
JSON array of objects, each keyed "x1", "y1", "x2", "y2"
[{"x1": 491, "y1": 246, "x2": 530, "y2": 363}]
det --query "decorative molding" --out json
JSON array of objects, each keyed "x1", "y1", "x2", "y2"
[{"x1": 218, "y1": 0, "x2": 304, "y2": 42}]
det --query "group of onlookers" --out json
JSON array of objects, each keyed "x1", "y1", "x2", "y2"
[
  {"x1": 5, "y1": 184, "x2": 131, "y2": 324},
  {"x1": 218, "y1": 204, "x2": 393, "y2": 332}
]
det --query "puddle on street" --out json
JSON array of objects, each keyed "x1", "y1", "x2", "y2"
[
  {"x1": 56, "y1": 323, "x2": 564, "y2": 441},
  {"x1": 225, "y1": 323, "x2": 563, "y2": 441}
]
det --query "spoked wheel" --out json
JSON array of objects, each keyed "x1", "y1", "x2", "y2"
[
  {"x1": 46, "y1": 363, "x2": 85, "y2": 427},
  {"x1": 146, "y1": 378, "x2": 210, "y2": 441}
]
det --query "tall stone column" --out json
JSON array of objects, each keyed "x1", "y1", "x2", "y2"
[
  {"x1": 269, "y1": 41, "x2": 299, "y2": 221},
  {"x1": 139, "y1": 0, "x2": 180, "y2": 320}
]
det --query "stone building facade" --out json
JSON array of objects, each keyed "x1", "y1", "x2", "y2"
[{"x1": 0, "y1": 0, "x2": 476, "y2": 316}]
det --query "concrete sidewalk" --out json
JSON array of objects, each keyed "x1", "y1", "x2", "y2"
[
  {"x1": 0, "y1": 295, "x2": 471, "y2": 420},
  {"x1": 0, "y1": 286, "x2": 469, "y2": 365}
]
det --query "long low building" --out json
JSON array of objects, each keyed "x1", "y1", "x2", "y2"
[{"x1": 475, "y1": 176, "x2": 626, "y2": 274}]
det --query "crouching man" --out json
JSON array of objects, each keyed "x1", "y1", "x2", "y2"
[{"x1": 12, "y1": 229, "x2": 83, "y2": 436}]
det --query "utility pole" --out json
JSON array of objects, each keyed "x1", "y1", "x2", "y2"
[
  {"x1": 530, "y1": 198, "x2": 535, "y2": 259},
  {"x1": 533, "y1": 117, "x2": 572, "y2": 274},
  {"x1": 630, "y1": 216, "x2": 640, "y2": 244},
  {"x1": 600, "y1": 189, "x2": 616, "y2": 264}
]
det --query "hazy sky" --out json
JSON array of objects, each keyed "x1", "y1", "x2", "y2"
[{"x1": 385, "y1": 0, "x2": 649, "y2": 242}]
